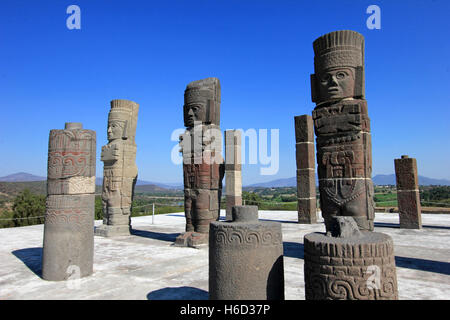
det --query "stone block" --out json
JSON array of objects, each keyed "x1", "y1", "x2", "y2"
[
  {"x1": 295, "y1": 142, "x2": 315, "y2": 169},
  {"x1": 294, "y1": 115, "x2": 314, "y2": 143},
  {"x1": 296, "y1": 169, "x2": 316, "y2": 198}
]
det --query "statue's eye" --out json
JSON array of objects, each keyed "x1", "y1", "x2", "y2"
[
  {"x1": 321, "y1": 74, "x2": 330, "y2": 82},
  {"x1": 336, "y1": 72, "x2": 346, "y2": 79}
]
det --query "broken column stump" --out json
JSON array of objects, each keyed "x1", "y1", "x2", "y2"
[
  {"x1": 42, "y1": 122, "x2": 96, "y2": 281},
  {"x1": 209, "y1": 206, "x2": 284, "y2": 300},
  {"x1": 394, "y1": 155, "x2": 422, "y2": 229}
]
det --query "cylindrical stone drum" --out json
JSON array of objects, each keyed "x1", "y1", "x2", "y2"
[
  {"x1": 42, "y1": 122, "x2": 96, "y2": 281},
  {"x1": 304, "y1": 232, "x2": 398, "y2": 300},
  {"x1": 209, "y1": 206, "x2": 284, "y2": 300}
]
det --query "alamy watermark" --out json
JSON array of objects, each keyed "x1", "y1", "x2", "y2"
[
  {"x1": 365, "y1": 265, "x2": 381, "y2": 290},
  {"x1": 66, "y1": 5, "x2": 81, "y2": 30},
  {"x1": 66, "y1": 265, "x2": 81, "y2": 290},
  {"x1": 366, "y1": 5, "x2": 381, "y2": 30},
  {"x1": 171, "y1": 126, "x2": 279, "y2": 176}
]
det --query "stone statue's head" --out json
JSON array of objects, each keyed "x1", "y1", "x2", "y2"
[
  {"x1": 183, "y1": 77, "x2": 221, "y2": 128},
  {"x1": 311, "y1": 30, "x2": 365, "y2": 104},
  {"x1": 107, "y1": 99, "x2": 139, "y2": 143}
]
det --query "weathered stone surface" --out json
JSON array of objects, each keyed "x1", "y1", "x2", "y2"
[
  {"x1": 95, "y1": 99, "x2": 139, "y2": 237},
  {"x1": 296, "y1": 169, "x2": 316, "y2": 198},
  {"x1": 225, "y1": 131, "x2": 242, "y2": 221},
  {"x1": 394, "y1": 155, "x2": 422, "y2": 229},
  {"x1": 397, "y1": 191, "x2": 422, "y2": 229},
  {"x1": 395, "y1": 156, "x2": 419, "y2": 191},
  {"x1": 304, "y1": 231, "x2": 398, "y2": 300},
  {"x1": 42, "y1": 194, "x2": 94, "y2": 280},
  {"x1": 175, "y1": 78, "x2": 225, "y2": 247},
  {"x1": 295, "y1": 142, "x2": 315, "y2": 169},
  {"x1": 295, "y1": 115, "x2": 315, "y2": 143},
  {"x1": 297, "y1": 198, "x2": 317, "y2": 223},
  {"x1": 226, "y1": 195, "x2": 242, "y2": 221},
  {"x1": 47, "y1": 123, "x2": 96, "y2": 195},
  {"x1": 327, "y1": 216, "x2": 362, "y2": 238},
  {"x1": 310, "y1": 30, "x2": 375, "y2": 232},
  {"x1": 42, "y1": 123, "x2": 96, "y2": 281},
  {"x1": 294, "y1": 115, "x2": 317, "y2": 224},
  {"x1": 209, "y1": 206, "x2": 284, "y2": 300}
]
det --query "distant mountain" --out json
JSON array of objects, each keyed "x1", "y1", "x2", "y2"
[
  {"x1": 95, "y1": 177, "x2": 182, "y2": 190},
  {"x1": 0, "y1": 172, "x2": 46, "y2": 182},
  {"x1": 246, "y1": 177, "x2": 297, "y2": 188},
  {"x1": 246, "y1": 174, "x2": 450, "y2": 188},
  {"x1": 372, "y1": 174, "x2": 450, "y2": 186}
]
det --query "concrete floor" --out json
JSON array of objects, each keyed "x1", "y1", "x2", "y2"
[{"x1": 0, "y1": 210, "x2": 449, "y2": 300}]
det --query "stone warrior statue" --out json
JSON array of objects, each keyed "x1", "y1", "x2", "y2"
[
  {"x1": 95, "y1": 99, "x2": 139, "y2": 237},
  {"x1": 175, "y1": 77, "x2": 225, "y2": 247},
  {"x1": 304, "y1": 31, "x2": 398, "y2": 300},
  {"x1": 311, "y1": 30, "x2": 375, "y2": 232}
]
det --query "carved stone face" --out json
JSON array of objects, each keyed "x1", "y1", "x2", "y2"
[
  {"x1": 184, "y1": 100, "x2": 207, "y2": 128},
  {"x1": 107, "y1": 120, "x2": 125, "y2": 141},
  {"x1": 317, "y1": 67, "x2": 355, "y2": 101}
]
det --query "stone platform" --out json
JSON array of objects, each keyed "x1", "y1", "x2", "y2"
[{"x1": 0, "y1": 210, "x2": 449, "y2": 300}]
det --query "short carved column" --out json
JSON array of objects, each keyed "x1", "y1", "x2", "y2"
[
  {"x1": 394, "y1": 155, "x2": 422, "y2": 229},
  {"x1": 304, "y1": 218, "x2": 398, "y2": 300},
  {"x1": 42, "y1": 122, "x2": 96, "y2": 281},
  {"x1": 294, "y1": 115, "x2": 317, "y2": 223},
  {"x1": 209, "y1": 206, "x2": 284, "y2": 300}
]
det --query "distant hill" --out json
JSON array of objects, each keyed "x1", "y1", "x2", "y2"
[
  {"x1": 246, "y1": 177, "x2": 298, "y2": 188},
  {"x1": 372, "y1": 174, "x2": 450, "y2": 186},
  {"x1": 0, "y1": 172, "x2": 46, "y2": 182},
  {"x1": 246, "y1": 174, "x2": 450, "y2": 187},
  {"x1": 95, "y1": 177, "x2": 182, "y2": 190}
]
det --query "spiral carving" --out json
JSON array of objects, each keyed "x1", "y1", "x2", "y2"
[
  {"x1": 304, "y1": 232, "x2": 398, "y2": 300},
  {"x1": 212, "y1": 224, "x2": 281, "y2": 247}
]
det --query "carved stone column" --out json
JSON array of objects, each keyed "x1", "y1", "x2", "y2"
[
  {"x1": 395, "y1": 155, "x2": 422, "y2": 229},
  {"x1": 42, "y1": 122, "x2": 96, "y2": 281},
  {"x1": 294, "y1": 115, "x2": 317, "y2": 223},
  {"x1": 304, "y1": 218, "x2": 398, "y2": 300},
  {"x1": 209, "y1": 206, "x2": 284, "y2": 300},
  {"x1": 225, "y1": 130, "x2": 242, "y2": 221}
]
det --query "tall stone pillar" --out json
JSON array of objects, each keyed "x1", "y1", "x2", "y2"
[
  {"x1": 175, "y1": 77, "x2": 225, "y2": 247},
  {"x1": 225, "y1": 130, "x2": 242, "y2": 221},
  {"x1": 394, "y1": 155, "x2": 422, "y2": 229},
  {"x1": 42, "y1": 122, "x2": 96, "y2": 281},
  {"x1": 209, "y1": 206, "x2": 284, "y2": 300},
  {"x1": 294, "y1": 115, "x2": 317, "y2": 223},
  {"x1": 95, "y1": 99, "x2": 139, "y2": 237},
  {"x1": 303, "y1": 30, "x2": 398, "y2": 300}
]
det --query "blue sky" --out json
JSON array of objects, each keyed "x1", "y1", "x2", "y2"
[{"x1": 0, "y1": 0, "x2": 449, "y2": 184}]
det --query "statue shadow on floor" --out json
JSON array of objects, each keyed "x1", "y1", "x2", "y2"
[
  {"x1": 11, "y1": 247, "x2": 43, "y2": 279},
  {"x1": 147, "y1": 286, "x2": 208, "y2": 300},
  {"x1": 131, "y1": 229, "x2": 180, "y2": 242},
  {"x1": 395, "y1": 256, "x2": 450, "y2": 276},
  {"x1": 283, "y1": 242, "x2": 304, "y2": 259}
]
